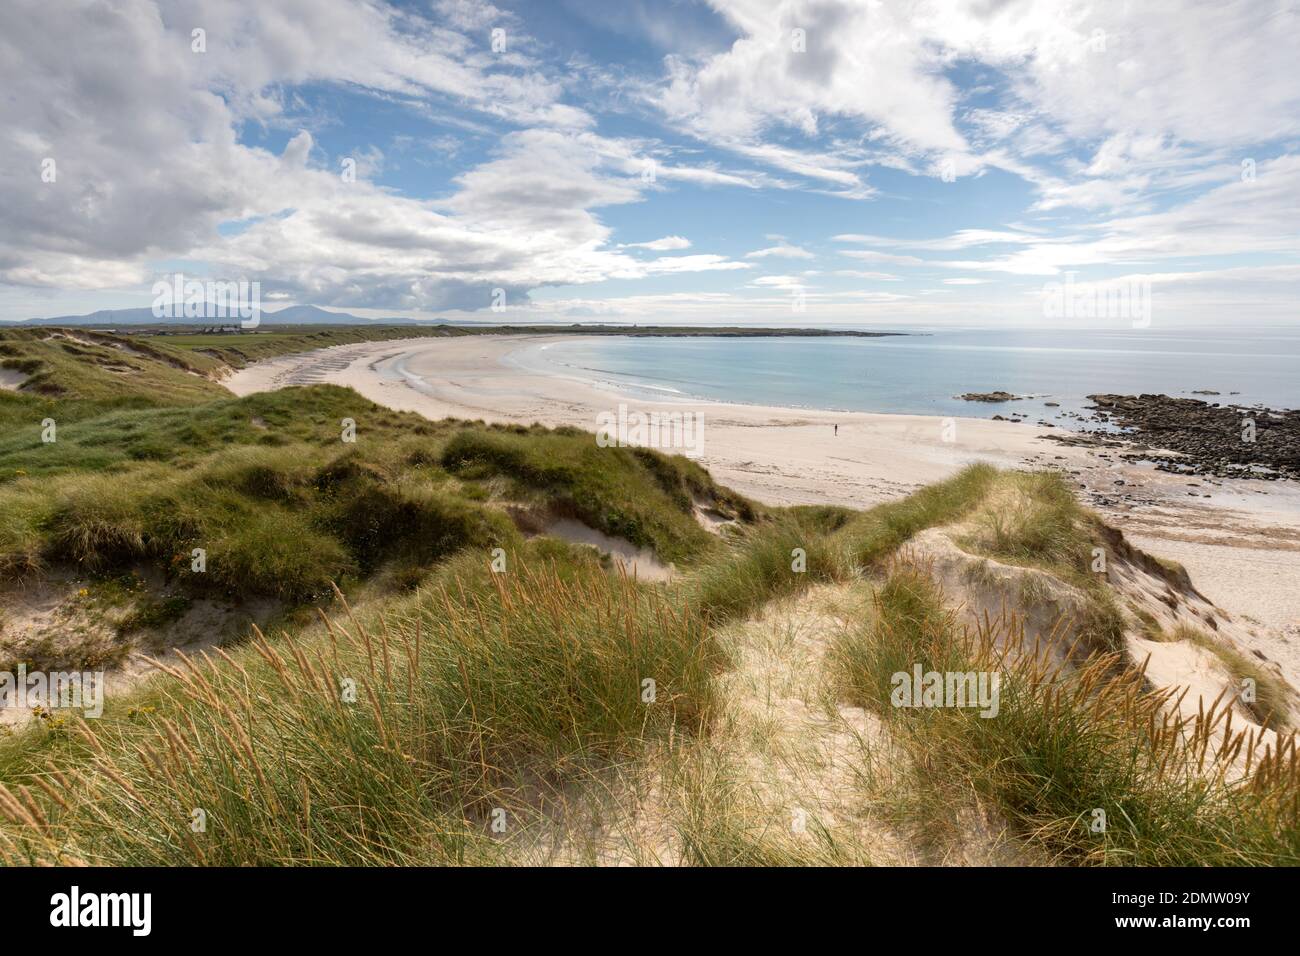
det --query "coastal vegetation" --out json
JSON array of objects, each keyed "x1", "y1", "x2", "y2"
[{"x1": 0, "y1": 328, "x2": 1295, "y2": 866}]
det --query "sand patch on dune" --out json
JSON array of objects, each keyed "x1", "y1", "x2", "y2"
[
  {"x1": 0, "y1": 368, "x2": 27, "y2": 390},
  {"x1": 905, "y1": 522, "x2": 1292, "y2": 773},
  {"x1": 0, "y1": 570, "x2": 280, "y2": 729},
  {"x1": 543, "y1": 518, "x2": 673, "y2": 582}
]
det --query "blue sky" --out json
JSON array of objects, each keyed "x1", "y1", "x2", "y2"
[{"x1": 2, "y1": 0, "x2": 1298, "y2": 326}]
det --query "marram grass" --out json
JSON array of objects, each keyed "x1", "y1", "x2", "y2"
[
  {"x1": 0, "y1": 556, "x2": 718, "y2": 866},
  {"x1": 830, "y1": 558, "x2": 1300, "y2": 865}
]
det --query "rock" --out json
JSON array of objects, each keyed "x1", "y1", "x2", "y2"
[
  {"x1": 1085, "y1": 393, "x2": 1300, "y2": 481},
  {"x1": 957, "y1": 390, "x2": 1023, "y2": 403}
]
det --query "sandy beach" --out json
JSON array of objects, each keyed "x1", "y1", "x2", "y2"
[{"x1": 226, "y1": 334, "x2": 1300, "y2": 682}]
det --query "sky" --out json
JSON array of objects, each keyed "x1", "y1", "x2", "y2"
[{"x1": 1, "y1": 0, "x2": 1298, "y2": 327}]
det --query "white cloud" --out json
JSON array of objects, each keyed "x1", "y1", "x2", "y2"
[
  {"x1": 932, "y1": 155, "x2": 1300, "y2": 276},
  {"x1": 834, "y1": 270, "x2": 900, "y2": 280},
  {"x1": 834, "y1": 230, "x2": 1043, "y2": 251},
  {"x1": 0, "y1": 0, "x2": 752, "y2": 311},
  {"x1": 623, "y1": 236, "x2": 692, "y2": 251},
  {"x1": 746, "y1": 243, "x2": 814, "y2": 259},
  {"x1": 190, "y1": 129, "x2": 752, "y2": 308},
  {"x1": 750, "y1": 275, "x2": 805, "y2": 289},
  {"x1": 652, "y1": 0, "x2": 1300, "y2": 215},
  {"x1": 658, "y1": 1, "x2": 967, "y2": 153},
  {"x1": 642, "y1": 255, "x2": 750, "y2": 275},
  {"x1": 839, "y1": 250, "x2": 925, "y2": 266},
  {"x1": 3, "y1": 0, "x2": 1299, "y2": 325}
]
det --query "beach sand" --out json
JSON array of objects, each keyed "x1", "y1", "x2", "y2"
[{"x1": 226, "y1": 334, "x2": 1300, "y2": 685}]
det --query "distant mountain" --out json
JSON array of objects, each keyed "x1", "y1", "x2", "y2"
[
  {"x1": 18, "y1": 304, "x2": 423, "y2": 326},
  {"x1": 25, "y1": 307, "x2": 162, "y2": 326},
  {"x1": 256, "y1": 305, "x2": 420, "y2": 325}
]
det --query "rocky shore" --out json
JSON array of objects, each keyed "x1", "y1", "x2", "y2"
[{"x1": 1057, "y1": 394, "x2": 1300, "y2": 481}]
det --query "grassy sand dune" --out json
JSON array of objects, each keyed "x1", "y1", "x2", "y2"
[{"x1": 0, "y1": 331, "x2": 1296, "y2": 866}]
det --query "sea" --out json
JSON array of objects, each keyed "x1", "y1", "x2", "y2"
[{"x1": 507, "y1": 327, "x2": 1300, "y2": 428}]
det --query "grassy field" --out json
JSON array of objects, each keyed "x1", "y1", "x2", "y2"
[{"x1": 0, "y1": 328, "x2": 1296, "y2": 866}]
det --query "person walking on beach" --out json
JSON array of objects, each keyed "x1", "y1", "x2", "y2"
[{"x1": 834, "y1": 424, "x2": 838, "y2": 436}]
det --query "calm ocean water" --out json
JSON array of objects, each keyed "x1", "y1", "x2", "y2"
[{"x1": 510, "y1": 328, "x2": 1300, "y2": 427}]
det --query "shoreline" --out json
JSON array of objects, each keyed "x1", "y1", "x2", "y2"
[
  {"x1": 228, "y1": 334, "x2": 1079, "y2": 497},
  {"x1": 226, "y1": 333, "x2": 1300, "y2": 683}
]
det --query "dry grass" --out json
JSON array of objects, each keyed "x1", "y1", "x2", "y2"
[
  {"x1": 0, "y1": 553, "x2": 719, "y2": 865},
  {"x1": 2, "y1": 447, "x2": 1295, "y2": 866},
  {"x1": 957, "y1": 470, "x2": 1126, "y2": 656},
  {"x1": 1163, "y1": 623, "x2": 1292, "y2": 731},
  {"x1": 829, "y1": 557, "x2": 1300, "y2": 865}
]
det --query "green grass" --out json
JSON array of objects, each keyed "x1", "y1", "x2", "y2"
[
  {"x1": 829, "y1": 462, "x2": 997, "y2": 567},
  {"x1": 0, "y1": 329, "x2": 227, "y2": 434},
  {"x1": 1, "y1": 436, "x2": 521, "y2": 604},
  {"x1": 0, "y1": 369, "x2": 760, "y2": 667},
  {"x1": 957, "y1": 470, "x2": 1127, "y2": 655},
  {"x1": 439, "y1": 426, "x2": 742, "y2": 565},
  {"x1": 685, "y1": 515, "x2": 849, "y2": 622},
  {"x1": 961, "y1": 471, "x2": 1096, "y2": 576},
  {"x1": 0, "y1": 325, "x2": 477, "y2": 436},
  {"x1": 137, "y1": 325, "x2": 469, "y2": 372},
  {"x1": 2, "y1": 331, "x2": 1295, "y2": 868},
  {"x1": 0, "y1": 541, "x2": 720, "y2": 865},
  {"x1": 830, "y1": 559, "x2": 1300, "y2": 865},
  {"x1": 0, "y1": 384, "x2": 440, "y2": 483},
  {"x1": 681, "y1": 464, "x2": 998, "y2": 625},
  {"x1": 827, "y1": 565, "x2": 959, "y2": 714}
]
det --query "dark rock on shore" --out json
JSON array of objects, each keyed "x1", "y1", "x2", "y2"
[
  {"x1": 1083, "y1": 393, "x2": 1300, "y2": 480},
  {"x1": 957, "y1": 390, "x2": 1023, "y2": 403}
]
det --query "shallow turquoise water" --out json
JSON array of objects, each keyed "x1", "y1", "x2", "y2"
[{"x1": 510, "y1": 328, "x2": 1300, "y2": 427}]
